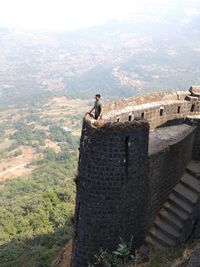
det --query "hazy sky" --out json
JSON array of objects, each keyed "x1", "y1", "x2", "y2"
[{"x1": 0, "y1": 0, "x2": 199, "y2": 31}]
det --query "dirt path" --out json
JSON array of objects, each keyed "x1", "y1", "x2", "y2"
[{"x1": 0, "y1": 162, "x2": 30, "y2": 177}]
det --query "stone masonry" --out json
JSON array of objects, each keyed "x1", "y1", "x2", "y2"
[{"x1": 71, "y1": 89, "x2": 200, "y2": 267}]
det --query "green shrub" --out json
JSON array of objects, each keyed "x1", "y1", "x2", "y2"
[{"x1": 90, "y1": 237, "x2": 135, "y2": 267}]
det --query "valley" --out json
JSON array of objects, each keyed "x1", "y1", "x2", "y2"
[
  {"x1": 0, "y1": 96, "x2": 90, "y2": 181},
  {"x1": 0, "y1": 2, "x2": 200, "y2": 266}
]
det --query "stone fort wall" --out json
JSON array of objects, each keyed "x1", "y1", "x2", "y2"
[
  {"x1": 190, "y1": 119, "x2": 200, "y2": 161},
  {"x1": 102, "y1": 91, "x2": 200, "y2": 129},
  {"x1": 71, "y1": 91, "x2": 200, "y2": 267},
  {"x1": 72, "y1": 119, "x2": 149, "y2": 267},
  {"x1": 148, "y1": 126, "x2": 196, "y2": 228}
]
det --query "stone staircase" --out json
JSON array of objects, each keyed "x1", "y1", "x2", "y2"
[{"x1": 146, "y1": 161, "x2": 200, "y2": 250}]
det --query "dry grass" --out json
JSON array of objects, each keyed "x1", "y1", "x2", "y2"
[
  {"x1": 0, "y1": 140, "x2": 14, "y2": 150},
  {"x1": 0, "y1": 146, "x2": 36, "y2": 181},
  {"x1": 53, "y1": 239, "x2": 72, "y2": 267},
  {"x1": 0, "y1": 96, "x2": 89, "y2": 181},
  {"x1": 44, "y1": 139, "x2": 61, "y2": 152},
  {"x1": 71, "y1": 129, "x2": 82, "y2": 136}
]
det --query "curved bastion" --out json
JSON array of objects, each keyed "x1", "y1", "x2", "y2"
[{"x1": 71, "y1": 89, "x2": 200, "y2": 267}]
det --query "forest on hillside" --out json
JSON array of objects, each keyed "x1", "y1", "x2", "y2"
[
  {"x1": 0, "y1": 144, "x2": 77, "y2": 267},
  {"x1": 0, "y1": 2, "x2": 200, "y2": 266},
  {"x1": 0, "y1": 103, "x2": 82, "y2": 267}
]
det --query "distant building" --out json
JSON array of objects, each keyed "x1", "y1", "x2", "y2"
[{"x1": 63, "y1": 126, "x2": 72, "y2": 133}]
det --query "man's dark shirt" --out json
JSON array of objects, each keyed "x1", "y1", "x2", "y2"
[{"x1": 94, "y1": 100, "x2": 102, "y2": 119}]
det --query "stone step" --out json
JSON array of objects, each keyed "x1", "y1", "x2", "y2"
[
  {"x1": 173, "y1": 183, "x2": 198, "y2": 204},
  {"x1": 146, "y1": 235, "x2": 167, "y2": 251},
  {"x1": 154, "y1": 218, "x2": 180, "y2": 239},
  {"x1": 186, "y1": 161, "x2": 200, "y2": 178},
  {"x1": 164, "y1": 201, "x2": 189, "y2": 221},
  {"x1": 168, "y1": 194, "x2": 193, "y2": 214},
  {"x1": 149, "y1": 227, "x2": 176, "y2": 247},
  {"x1": 159, "y1": 209, "x2": 184, "y2": 230},
  {"x1": 146, "y1": 161, "x2": 200, "y2": 251},
  {"x1": 180, "y1": 173, "x2": 200, "y2": 194}
]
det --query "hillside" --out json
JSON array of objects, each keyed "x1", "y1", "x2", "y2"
[
  {"x1": 1, "y1": 5, "x2": 200, "y2": 109},
  {"x1": 0, "y1": 96, "x2": 90, "y2": 266},
  {"x1": 0, "y1": 97, "x2": 89, "y2": 180},
  {"x1": 0, "y1": 2, "x2": 200, "y2": 266}
]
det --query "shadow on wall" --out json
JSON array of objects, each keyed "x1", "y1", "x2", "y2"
[
  {"x1": 155, "y1": 118, "x2": 186, "y2": 128},
  {"x1": 148, "y1": 124, "x2": 197, "y2": 229}
]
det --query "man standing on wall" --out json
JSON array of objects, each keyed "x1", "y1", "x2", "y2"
[{"x1": 88, "y1": 94, "x2": 102, "y2": 120}]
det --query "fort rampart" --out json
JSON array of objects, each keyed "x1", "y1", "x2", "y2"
[{"x1": 71, "y1": 90, "x2": 200, "y2": 267}]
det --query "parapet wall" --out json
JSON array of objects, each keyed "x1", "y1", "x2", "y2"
[
  {"x1": 101, "y1": 91, "x2": 200, "y2": 129},
  {"x1": 102, "y1": 91, "x2": 182, "y2": 113}
]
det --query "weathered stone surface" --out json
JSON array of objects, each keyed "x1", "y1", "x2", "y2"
[
  {"x1": 189, "y1": 86, "x2": 200, "y2": 97},
  {"x1": 186, "y1": 248, "x2": 200, "y2": 267},
  {"x1": 71, "y1": 89, "x2": 200, "y2": 266},
  {"x1": 187, "y1": 161, "x2": 200, "y2": 176},
  {"x1": 148, "y1": 125, "x2": 196, "y2": 229},
  {"x1": 71, "y1": 119, "x2": 149, "y2": 267},
  {"x1": 149, "y1": 124, "x2": 195, "y2": 155},
  {"x1": 146, "y1": 160, "x2": 200, "y2": 251},
  {"x1": 100, "y1": 89, "x2": 200, "y2": 130},
  {"x1": 181, "y1": 173, "x2": 200, "y2": 193}
]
